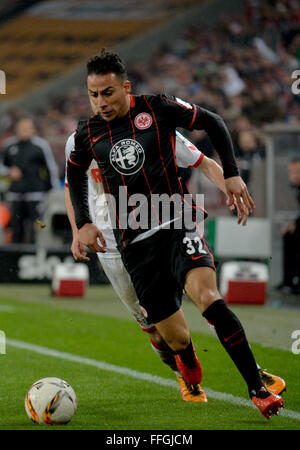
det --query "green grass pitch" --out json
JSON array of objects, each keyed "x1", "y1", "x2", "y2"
[{"x1": 0, "y1": 284, "x2": 299, "y2": 431}]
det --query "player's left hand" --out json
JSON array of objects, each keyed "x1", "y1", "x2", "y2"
[
  {"x1": 225, "y1": 176, "x2": 255, "y2": 226},
  {"x1": 71, "y1": 236, "x2": 90, "y2": 261},
  {"x1": 78, "y1": 223, "x2": 107, "y2": 253}
]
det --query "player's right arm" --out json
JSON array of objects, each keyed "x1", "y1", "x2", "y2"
[
  {"x1": 64, "y1": 187, "x2": 90, "y2": 261},
  {"x1": 159, "y1": 95, "x2": 255, "y2": 218},
  {"x1": 198, "y1": 157, "x2": 245, "y2": 224},
  {"x1": 175, "y1": 132, "x2": 244, "y2": 224},
  {"x1": 66, "y1": 125, "x2": 106, "y2": 253},
  {"x1": 64, "y1": 133, "x2": 90, "y2": 261}
]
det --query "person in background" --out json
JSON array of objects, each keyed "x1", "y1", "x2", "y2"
[
  {"x1": 235, "y1": 130, "x2": 265, "y2": 187},
  {"x1": 0, "y1": 117, "x2": 60, "y2": 244},
  {"x1": 277, "y1": 156, "x2": 300, "y2": 295}
]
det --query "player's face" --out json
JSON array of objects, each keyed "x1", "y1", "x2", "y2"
[{"x1": 87, "y1": 72, "x2": 131, "y2": 122}]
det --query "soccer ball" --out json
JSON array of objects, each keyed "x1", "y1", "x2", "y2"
[{"x1": 25, "y1": 377, "x2": 77, "y2": 425}]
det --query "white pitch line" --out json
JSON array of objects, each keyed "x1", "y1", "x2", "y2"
[{"x1": 7, "y1": 338, "x2": 300, "y2": 422}]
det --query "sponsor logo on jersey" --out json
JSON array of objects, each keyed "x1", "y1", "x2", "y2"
[
  {"x1": 134, "y1": 112, "x2": 153, "y2": 130},
  {"x1": 110, "y1": 139, "x2": 145, "y2": 175}
]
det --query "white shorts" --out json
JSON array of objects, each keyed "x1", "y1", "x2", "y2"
[{"x1": 97, "y1": 254, "x2": 156, "y2": 332}]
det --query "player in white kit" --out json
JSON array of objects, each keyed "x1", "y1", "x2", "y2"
[{"x1": 64, "y1": 131, "x2": 286, "y2": 402}]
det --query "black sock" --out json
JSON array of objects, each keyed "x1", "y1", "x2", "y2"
[
  {"x1": 159, "y1": 336, "x2": 176, "y2": 354},
  {"x1": 174, "y1": 339, "x2": 197, "y2": 367},
  {"x1": 202, "y1": 299, "x2": 264, "y2": 396},
  {"x1": 160, "y1": 337, "x2": 196, "y2": 368}
]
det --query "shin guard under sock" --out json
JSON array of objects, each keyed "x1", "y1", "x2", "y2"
[{"x1": 203, "y1": 299, "x2": 263, "y2": 395}]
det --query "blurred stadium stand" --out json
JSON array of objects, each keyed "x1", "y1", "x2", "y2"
[
  {"x1": 0, "y1": 0, "x2": 299, "y2": 290},
  {"x1": 0, "y1": 1, "x2": 171, "y2": 100},
  {"x1": 0, "y1": 0, "x2": 42, "y2": 27}
]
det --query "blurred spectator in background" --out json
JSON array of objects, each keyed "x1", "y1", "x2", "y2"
[
  {"x1": 235, "y1": 129, "x2": 265, "y2": 186},
  {"x1": 277, "y1": 156, "x2": 300, "y2": 295},
  {"x1": 0, "y1": 117, "x2": 60, "y2": 244},
  {"x1": 0, "y1": 0, "x2": 299, "y2": 181}
]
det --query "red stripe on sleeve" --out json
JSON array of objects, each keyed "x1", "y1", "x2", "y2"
[
  {"x1": 170, "y1": 131, "x2": 178, "y2": 171},
  {"x1": 165, "y1": 97, "x2": 192, "y2": 110},
  {"x1": 189, "y1": 153, "x2": 204, "y2": 168},
  {"x1": 164, "y1": 97, "x2": 197, "y2": 129},
  {"x1": 188, "y1": 104, "x2": 197, "y2": 130}
]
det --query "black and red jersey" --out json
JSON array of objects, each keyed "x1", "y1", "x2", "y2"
[{"x1": 68, "y1": 93, "x2": 239, "y2": 250}]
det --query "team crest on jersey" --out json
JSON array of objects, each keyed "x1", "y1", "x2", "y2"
[
  {"x1": 110, "y1": 139, "x2": 145, "y2": 175},
  {"x1": 134, "y1": 113, "x2": 152, "y2": 130}
]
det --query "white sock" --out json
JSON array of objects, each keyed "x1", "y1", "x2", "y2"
[{"x1": 150, "y1": 339, "x2": 181, "y2": 377}]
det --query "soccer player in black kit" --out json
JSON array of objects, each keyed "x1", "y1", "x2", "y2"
[{"x1": 67, "y1": 50, "x2": 284, "y2": 419}]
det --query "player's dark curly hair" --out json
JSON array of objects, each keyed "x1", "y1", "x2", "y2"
[{"x1": 86, "y1": 49, "x2": 127, "y2": 80}]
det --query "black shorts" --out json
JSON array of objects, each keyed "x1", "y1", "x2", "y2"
[{"x1": 121, "y1": 228, "x2": 215, "y2": 324}]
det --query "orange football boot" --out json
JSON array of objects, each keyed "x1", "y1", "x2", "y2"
[
  {"x1": 174, "y1": 342, "x2": 202, "y2": 386},
  {"x1": 176, "y1": 376, "x2": 207, "y2": 403},
  {"x1": 259, "y1": 369, "x2": 286, "y2": 396},
  {"x1": 252, "y1": 388, "x2": 284, "y2": 419}
]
